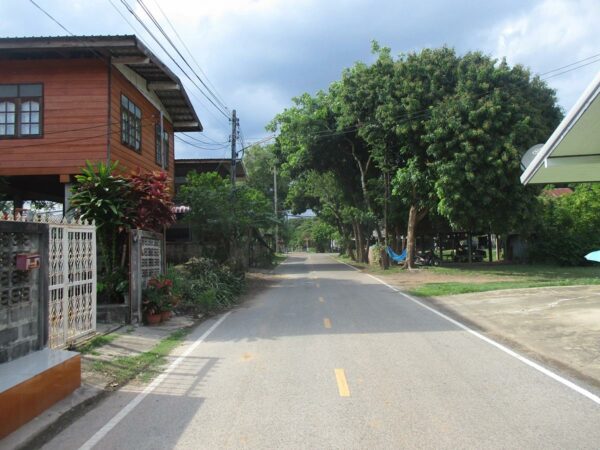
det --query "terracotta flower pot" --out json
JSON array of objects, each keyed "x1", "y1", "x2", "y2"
[
  {"x1": 145, "y1": 313, "x2": 162, "y2": 325},
  {"x1": 160, "y1": 310, "x2": 172, "y2": 321}
]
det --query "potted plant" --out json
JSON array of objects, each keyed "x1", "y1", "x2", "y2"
[
  {"x1": 143, "y1": 275, "x2": 174, "y2": 324},
  {"x1": 141, "y1": 291, "x2": 162, "y2": 325}
]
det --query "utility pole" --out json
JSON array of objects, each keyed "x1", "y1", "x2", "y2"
[
  {"x1": 230, "y1": 109, "x2": 237, "y2": 185},
  {"x1": 274, "y1": 164, "x2": 278, "y2": 253}
]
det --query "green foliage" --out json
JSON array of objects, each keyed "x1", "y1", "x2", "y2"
[
  {"x1": 71, "y1": 161, "x2": 132, "y2": 301},
  {"x1": 168, "y1": 258, "x2": 245, "y2": 314},
  {"x1": 91, "y1": 328, "x2": 191, "y2": 386},
  {"x1": 71, "y1": 161, "x2": 133, "y2": 231},
  {"x1": 410, "y1": 278, "x2": 600, "y2": 297},
  {"x1": 177, "y1": 171, "x2": 275, "y2": 261},
  {"x1": 269, "y1": 43, "x2": 562, "y2": 266},
  {"x1": 78, "y1": 333, "x2": 118, "y2": 355},
  {"x1": 244, "y1": 144, "x2": 289, "y2": 206},
  {"x1": 425, "y1": 54, "x2": 562, "y2": 232},
  {"x1": 142, "y1": 275, "x2": 175, "y2": 315},
  {"x1": 529, "y1": 184, "x2": 600, "y2": 265},
  {"x1": 288, "y1": 217, "x2": 337, "y2": 252},
  {"x1": 71, "y1": 161, "x2": 175, "y2": 302}
]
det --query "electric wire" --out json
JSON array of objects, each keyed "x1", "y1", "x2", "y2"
[
  {"x1": 539, "y1": 52, "x2": 600, "y2": 76},
  {"x1": 134, "y1": 0, "x2": 229, "y2": 114},
  {"x1": 541, "y1": 58, "x2": 600, "y2": 80},
  {"x1": 180, "y1": 132, "x2": 229, "y2": 146},
  {"x1": 119, "y1": 0, "x2": 230, "y2": 121},
  {"x1": 148, "y1": 0, "x2": 229, "y2": 112},
  {"x1": 175, "y1": 134, "x2": 230, "y2": 151},
  {"x1": 105, "y1": 0, "x2": 230, "y2": 130}
]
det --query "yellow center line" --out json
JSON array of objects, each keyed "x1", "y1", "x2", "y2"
[
  {"x1": 318, "y1": 296, "x2": 325, "y2": 303},
  {"x1": 335, "y1": 368, "x2": 350, "y2": 397},
  {"x1": 323, "y1": 318, "x2": 332, "y2": 329}
]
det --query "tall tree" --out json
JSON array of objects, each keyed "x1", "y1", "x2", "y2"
[
  {"x1": 338, "y1": 45, "x2": 460, "y2": 267},
  {"x1": 267, "y1": 90, "x2": 379, "y2": 262},
  {"x1": 425, "y1": 53, "x2": 563, "y2": 236}
]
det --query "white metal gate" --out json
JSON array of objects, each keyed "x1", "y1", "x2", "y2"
[{"x1": 48, "y1": 219, "x2": 97, "y2": 348}]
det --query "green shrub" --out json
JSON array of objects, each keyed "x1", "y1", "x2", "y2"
[
  {"x1": 529, "y1": 184, "x2": 600, "y2": 266},
  {"x1": 167, "y1": 258, "x2": 245, "y2": 315}
]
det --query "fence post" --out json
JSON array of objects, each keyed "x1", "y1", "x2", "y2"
[{"x1": 129, "y1": 229, "x2": 141, "y2": 324}]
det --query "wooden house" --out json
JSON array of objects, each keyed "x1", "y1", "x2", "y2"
[{"x1": 0, "y1": 35, "x2": 202, "y2": 209}]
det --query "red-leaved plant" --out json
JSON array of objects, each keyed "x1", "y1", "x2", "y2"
[{"x1": 127, "y1": 170, "x2": 176, "y2": 232}]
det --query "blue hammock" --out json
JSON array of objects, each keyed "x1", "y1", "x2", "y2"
[{"x1": 386, "y1": 246, "x2": 407, "y2": 263}]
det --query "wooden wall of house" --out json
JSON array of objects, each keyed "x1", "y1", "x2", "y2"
[
  {"x1": 109, "y1": 67, "x2": 175, "y2": 190},
  {"x1": 0, "y1": 59, "x2": 109, "y2": 177}
]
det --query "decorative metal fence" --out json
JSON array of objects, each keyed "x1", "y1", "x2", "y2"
[{"x1": 48, "y1": 218, "x2": 97, "y2": 348}]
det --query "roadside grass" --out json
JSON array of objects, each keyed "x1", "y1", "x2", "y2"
[
  {"x1": 272, "y1": 253, "x2": 287, "y2": 266},
  {"x1": 90, "y1": 328, "x2": 191, "y2": 386},
  {"x1": 410, "y1": 278, "x2": 600, "y2": 297},
  {"x1": 78, "y1": 333, "x2": 119, "y2": 355},
  {"x1": 336, "y1": 254, "x2": 600, "y2": 296}
]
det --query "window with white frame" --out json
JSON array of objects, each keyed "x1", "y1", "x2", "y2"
[{"x1": 0, "y1": 84, "x2": 43, "y2": 138}]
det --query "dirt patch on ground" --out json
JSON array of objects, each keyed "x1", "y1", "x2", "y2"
[
  {"x1": 243, "y1": 270, "x2": 279, "y2": 299},
  {"x1": 375, "y1": 268, "x2": 517, "y2": 290}
]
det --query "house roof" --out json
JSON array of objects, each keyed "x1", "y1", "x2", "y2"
[
  {"x1": 521, "y1": 70, "x2": 600, "y2": 184},
  {"x1": 0, "y1": 35, "x2": 202, "y2": 132},
  {"x1": 541, "y1": 187, "x2": 574, "y2": 198}
]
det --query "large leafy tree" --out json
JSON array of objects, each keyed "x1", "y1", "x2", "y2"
[
  {"x1": 426, "y1": 53, "x2": 562, "y2": 235},
  {"x1": 338, "y1": 45, "x2": 460, "y2": 266},
  {"x1": 270, "y1": 44, "x2": 562, "y2": 267}
]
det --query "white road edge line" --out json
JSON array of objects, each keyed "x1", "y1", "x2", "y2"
[
  {"x1": 335, "y1": 257, "x2": 600, "y2": 406},
  {"x1": 79, "y1": 312, "x2": 232, "y2": 450}
]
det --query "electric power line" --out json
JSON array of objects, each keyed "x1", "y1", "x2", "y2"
[
  {"x1": 147, "y1": 0, "x2": 230, "y2": 112},
  {"x1": 134, "y1": 0, "x2": 229, "y2": 114},
  {"x1": 119, "y1": 0, "x2": 230, "y2": 121},
  {"x1": 542, "y1": 57, "x2": 600, "y2": 80},
  {"x1": 175, "y1": 134, "x2": 230, "y2": 151},
  {"x1": 180, "y1": 132, "x2": 229, "y2": 146},
  {"x1": 539, "y1": 52, "x2": 600, "y2": 76}
]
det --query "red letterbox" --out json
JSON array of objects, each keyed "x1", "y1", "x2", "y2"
[{"x1": 16, "y1": 254, "x2": 40, "y2": 271}]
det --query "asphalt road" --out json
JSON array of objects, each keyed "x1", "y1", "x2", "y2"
[{"x1": 43, "y1": 253, "x2": 600, "y2": 449}]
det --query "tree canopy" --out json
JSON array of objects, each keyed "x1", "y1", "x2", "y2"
[{"x1": 269, "y1": 43, "x2": 563, "y2": 266}]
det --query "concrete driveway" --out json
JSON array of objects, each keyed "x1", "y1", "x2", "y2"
[{"x1": 427, "y1": 285, "x2": 600, "y2": 387}]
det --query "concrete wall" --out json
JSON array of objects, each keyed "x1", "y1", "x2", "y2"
[{"x1": 0, "y1": 221, "x2": 48, "y2": 363}]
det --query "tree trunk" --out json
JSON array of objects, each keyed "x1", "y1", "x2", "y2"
[
  {"x1": 495, "y1": 234, "x2": 501, "y2": 261},
  {"x1": 352, "y1": 220, "x2": 362, "y2": 262},
  {"x1": 467, "y1": 231, "x2": 473, "y2": 264},
  {"x1": 406, "y1": 205, "x2": 418, "y2": 269},
  {"x1": 346, "y1": 139, "x2": 382, "y2": 243},
  {"x1": 405, "y1": 205, "x2": 428, "y2": 269},
  {"x1": 357, "y1": 223, "x2": 368, "y2": 263}
]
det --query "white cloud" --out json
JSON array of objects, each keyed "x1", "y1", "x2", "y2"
[{"x1": 487, "y1": 0, "x2": 600, "y2": 109}]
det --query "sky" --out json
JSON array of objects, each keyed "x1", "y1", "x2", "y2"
[{"x1": 1, "y1": 0, "x2": 599, "y2": 159}]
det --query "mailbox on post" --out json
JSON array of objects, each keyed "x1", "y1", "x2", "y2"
[{"x1": 16, "y1": 253, "x2": 41, "y2": 271}]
